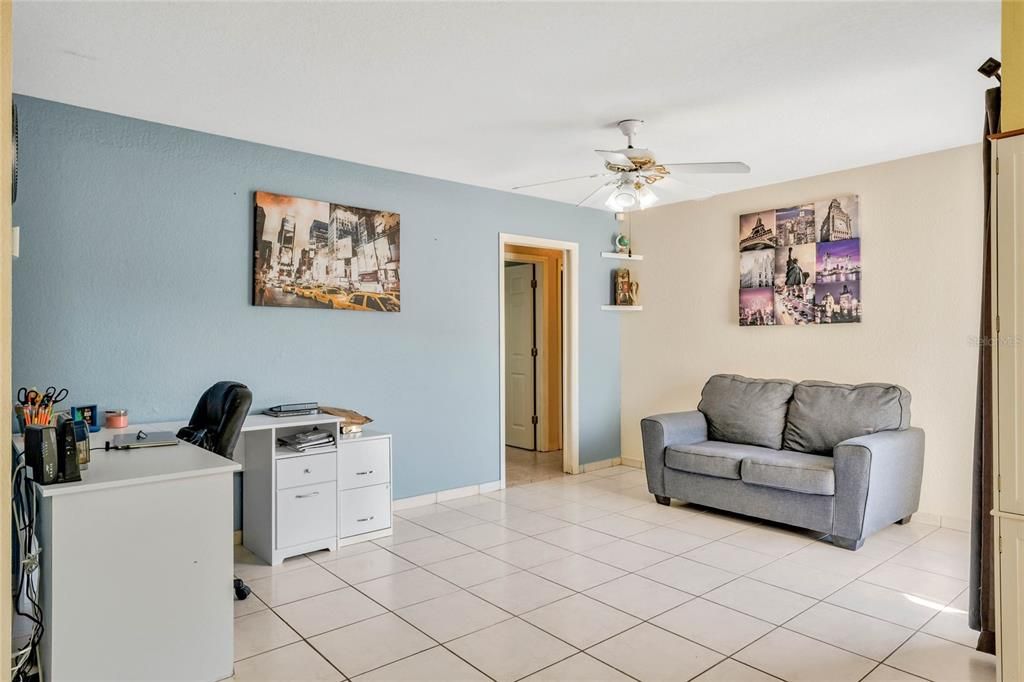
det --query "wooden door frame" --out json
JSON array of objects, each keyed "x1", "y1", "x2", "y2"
[
  {"x1": 2, "y1": 0, "x2": 14, "y2": 672},
  {"x1": 498, "y1": 234, "x2": 579, "y2": 487},
  {"x1": 503, "y1": 249, "x2": 562, "y2": 452}
]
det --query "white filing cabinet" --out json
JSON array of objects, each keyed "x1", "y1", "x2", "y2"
[{"x1": 240, "y1": 415, "x2": 393, "y2": 565}]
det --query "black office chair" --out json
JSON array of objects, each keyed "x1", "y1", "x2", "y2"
[{"x1": 177, "y1": 381, "x2": 253, "y2": 600}]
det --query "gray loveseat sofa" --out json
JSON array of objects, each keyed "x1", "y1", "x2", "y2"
[{"x1": 641, "y1": 374, "x2": 924, "y2": 550}]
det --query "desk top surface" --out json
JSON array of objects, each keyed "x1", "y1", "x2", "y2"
[
  {"x1": 12, "y1": 435, "x2": 240, "y2": 498},
  {"x1": 13, "y1": 413, "x2": 385, "y2": 497},
  {"x1": 15, "y1": 419, "x2": 227, "y2": 498}
]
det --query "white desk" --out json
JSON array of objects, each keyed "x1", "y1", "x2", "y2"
[
  {"x1": 237, "y1": 414, "x2": 394, "y2": 565},
  {"x1": 14, "y1": 428, "x2": 240, "y2": 682}
]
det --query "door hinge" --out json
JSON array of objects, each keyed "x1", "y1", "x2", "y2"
[
  {"x1": 531, "y1": 415, "x2": 539, "y2": 425},
  {"x1": 998, "y1": 473, "x2": 1001, "y2": 492},
  {"x1": 999, "y1": 535, "x2": 1003, "y2": 554},
  {"x1": 531, "y1": 279, "x2": 538, "y2": 289},
  {"x1": 996, "y1": 315, "x2": 1001, "y2": 334},
  {"x1": 531, "y1": 347, "x2": 538, "y2": 357},
  {"x1": 995, "y1": 156, "x2": 999, "y2": 175}
]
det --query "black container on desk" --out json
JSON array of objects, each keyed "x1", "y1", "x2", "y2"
[
  {"x1": 24, "y1": 425, "x2": 59, "y2": 485},
  {"x1": 56, "y1": 416, "x2": 83, "y2": 483}
]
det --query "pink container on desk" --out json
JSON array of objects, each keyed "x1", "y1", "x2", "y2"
[{"x1": 105, "y1": 409, "x2": 129, "y2": 429}]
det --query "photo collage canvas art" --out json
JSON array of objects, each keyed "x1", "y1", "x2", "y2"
[
  {"x1": 253, "y1": 191, "x2": 400, "y2": 312},
  {"x1": 738, "y1": 195, "x2": 861, "y2": 326}
]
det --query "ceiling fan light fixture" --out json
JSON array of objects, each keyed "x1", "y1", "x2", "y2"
[
  {"x1": 637, "y1": 185, "x2": 658, "y2": 209},
  {"x1": 610, "y1": 190, "x2": 638, "y2": 209},
  {"x1": 604, "y1": 178, "x2": 659, "y2": 212},
  {"x1": 512, "y1": 117, "x2": 749, "y2": 210}
]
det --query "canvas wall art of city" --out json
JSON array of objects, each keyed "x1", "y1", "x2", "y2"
[
  {"x1": 252, "y1": 191, "x2": 400, "y2": 312},
  {"x1": 738, "y1": 195, "x2": 860, "y2": 326}
]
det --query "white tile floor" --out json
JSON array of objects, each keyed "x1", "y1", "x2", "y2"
[{"x1": 231, "y1": 466, "x2": 996, "y2": 682}]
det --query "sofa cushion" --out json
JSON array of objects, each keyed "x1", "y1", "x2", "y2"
[
  {"x1": 783, "y1": 380, "x2": 912, "y2": 455},
  {"x1": 665, "y1": 440, "x2": 780, "y2": 480},
  {"x1": 698, "y1": 374, "x2": 795, "y2": 449},
  {"x1": 741, "y1": 450, "x2": 836, "y2": 496}
]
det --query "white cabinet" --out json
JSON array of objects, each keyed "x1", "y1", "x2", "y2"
[
  {"x1": 998, "y1": 516, "x2": 1024, "y2": 682},
  {"x1": 277, "y1": 481, "x2": 337, "y2": 549},
  {"x1": 994, "y1": 132, "x2": 1024, "y2": 682},
  {"x1": 241, "y1": 414, "x2": 393, "y2": 564},
  {"x1": 339, "y1": 438, "x2": 391, "y2": 489},
  {"x1": 277, "y1": 451, "x2": 337, "y2": 490},
  {"x1": 340, "y1": 483, "x2": 392, "y2": 538}
]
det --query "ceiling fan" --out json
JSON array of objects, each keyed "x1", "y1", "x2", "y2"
[{"x1": 512, "y1": 119, "x2": 750, "y2": 211}]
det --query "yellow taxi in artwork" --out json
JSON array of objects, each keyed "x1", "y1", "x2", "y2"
[
  {"x1": 340, "y1": 292, "x2": 401, "y2": 312},
  {"x1": 314, "y1": 287, "x2": 350, "y2": 308}
]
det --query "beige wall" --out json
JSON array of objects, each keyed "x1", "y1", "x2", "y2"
[
  {"x1": 621, "y1": 144, "x2": 983, "y2": 525},
  {"x1": 1004, "y1": 0, "x2": 1024, "y2": 131}
]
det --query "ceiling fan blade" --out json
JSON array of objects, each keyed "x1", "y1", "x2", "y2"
[
  {"x1": 576, "y1": 181, "x2": 616, "y2": 208},
  {"x1": 511, "y1": 173, "x2": 615, "y2": 190},
  {"x1": 661, "y1": 162, "x2": 751, "y2": 174},
  {"x1": 595, "y1": 150, "x2": 636, "y2": 169},
  {"x1": 659, "y1": 175, "x2": 716, "y2": 198}
]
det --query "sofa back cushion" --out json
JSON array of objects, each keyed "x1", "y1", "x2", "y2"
[
  {"x1": 783, "y1": 380, "x2": 912, "y2": 455},
  {"x1": 698, "y1": 374, "x2": 795, "y2": 449}
]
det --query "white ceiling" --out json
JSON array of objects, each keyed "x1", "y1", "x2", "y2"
[{"x1": 13, "y1": 1, "x2": 1000, "y2": 208}]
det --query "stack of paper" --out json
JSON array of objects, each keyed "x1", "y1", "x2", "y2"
[{"x1": 277, "y1": 428, "x2": 336, "y2": 453}]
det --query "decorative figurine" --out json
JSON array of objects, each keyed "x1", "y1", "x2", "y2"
[
  {"x1": 614, "y1": 233, "x2": 630, "y2": 254},
  {"x1": 613, "y1": 268, "x2": 640, "y2": 306}
]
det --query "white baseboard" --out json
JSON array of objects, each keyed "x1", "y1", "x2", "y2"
[
  {"x1": 621, "y1": 456, "x2": 644, "y2": 469},
  {"x1": 915, "y1": 512, "x2": 970, "y2": 532},
  {"x1": 233, "y1": 530, "x2": 242, "y2": 546},
  {"x1": 437, "y1": 484, "x2": 481, "y2": 502},
  {"x1": 479, "y1": 480, "x2": 502, "y2": 493},
  {"x1": 394, "y1": 480, "x2": 502, "y2": 511},
  {"x1": 581, "y1": 457, "x2": 621, "y2": 473}
]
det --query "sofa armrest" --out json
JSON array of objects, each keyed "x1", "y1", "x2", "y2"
[
  {"x1": 832, "y1": 427, "x2": 925, "y2": 541},
  {"x1": 640, "y1": 411, "x2": 707, "y2": 496}
]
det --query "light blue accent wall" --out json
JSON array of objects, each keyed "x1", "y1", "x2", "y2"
[{"x1": 12, "y1": 96, "x2": 622, "y2": 522}]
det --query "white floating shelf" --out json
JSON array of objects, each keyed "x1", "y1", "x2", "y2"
[
  {"x1": 601, "y1": 305, "x2": 643, "y2": 311},
  {"x1": 601, "y1": 252, "x2": 644, "y2": 261}
]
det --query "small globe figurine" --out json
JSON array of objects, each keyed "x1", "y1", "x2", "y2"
[{"x1": 614, "y1": 233, "x2": 630, "y2": 254}]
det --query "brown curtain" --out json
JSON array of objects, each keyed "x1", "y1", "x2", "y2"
[{"x1": 969, "y1": 84, "x2": 1000, "y2": 654}]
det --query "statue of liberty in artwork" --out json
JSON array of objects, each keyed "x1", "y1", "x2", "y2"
[{"x1": 785, "y1": 247, "x2": 807, "y2": 286}]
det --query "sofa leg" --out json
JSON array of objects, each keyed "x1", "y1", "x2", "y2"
[
  {"x1": 654, "y1": 495, "x2": 671, "y2": 506},
  {"x1": 896, "y1": 515, "x2": 913, "y2": 525},
  {"x1": 832, "y1": 536, "x2": 864, "y2": 551}
]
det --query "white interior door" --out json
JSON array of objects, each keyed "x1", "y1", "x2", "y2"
[{"x1": 505, "y1": 263, "x2": 536, "y2": 450}]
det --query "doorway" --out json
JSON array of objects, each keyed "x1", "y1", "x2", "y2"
[{"x1": 499, "y1": 235, "x2": 579, "y2": 488}]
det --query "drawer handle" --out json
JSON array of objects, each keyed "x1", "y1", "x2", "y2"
[
  {"x1": 303, "y1": 468, "x2": 312, "y2": 474},
  {"x1": 356, "y1": 470, "x2": 374, "y2": 476},
  {"x1": 357, "y1": 515, "x2": 375, "y2": 523},
  {"x1": 295, "y1": 491, "x2": 320, "y2": 499}
]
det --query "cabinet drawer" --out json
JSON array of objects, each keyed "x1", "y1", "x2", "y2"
[
  {"x1": 277, "y1": 452, "x2": 336, "y2": 490},
  {"x1": 277, "y1": 482, "x2": 337, "y2": 549},
  {"x1": 340, "y1": 484, "x2": 391, "y2": 538},
  {"x1": 339, "y1": 439, "x2": 390, "y2": 490}
]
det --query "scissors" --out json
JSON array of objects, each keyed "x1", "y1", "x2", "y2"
[
  {"x1": 40, "y1": 386, "x2": 69, "y2": 407},
  {"x1": 17, "y1": 387, "x2": 40, "y2": 407}
]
